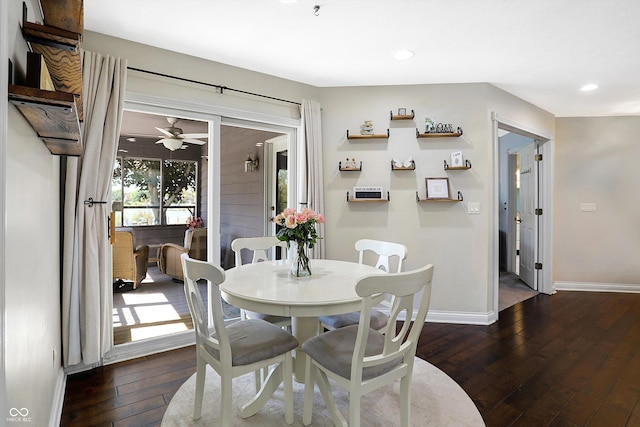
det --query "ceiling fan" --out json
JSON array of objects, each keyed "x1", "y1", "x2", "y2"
[{"x1": 155, "y1": 117, "x2": 208, "y2": 151}]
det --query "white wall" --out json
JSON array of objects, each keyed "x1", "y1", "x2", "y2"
[
  {"x1": 319, "y1": 84, "x2": 489, "y2": 318},
  {"x1": 319, "y1": 84, "x2": 555, "y2": 322},
  {"x1": 3, "y1": 1, "x2": 66, "y2": 424},
  {"x1": 82, "y1": 31, "x2": 320, "y2": 122},
  {"x1": 555, "y1": 117, "x2": 640, "y2": 289}
]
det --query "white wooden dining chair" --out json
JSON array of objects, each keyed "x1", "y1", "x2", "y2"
[
  {"x1": 302, "y1": 264, "x2": 434, "y2": 427},
  {"x1": 319, "y1": 239, "x2": 408, "y2": 332},
  {"x1": 180, "y1": 253, "x2": 298, "y2": 426},
  {"x1": 231, "y1": 236, "x2": 291, "y2": 328}
]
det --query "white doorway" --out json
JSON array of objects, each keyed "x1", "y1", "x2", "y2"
[
  {"x1": 493, "y1": 113, "x2": 554, "y2": 317},
  {"x1": 105, "y1": 96, "x2": 300, "y2": 364}
]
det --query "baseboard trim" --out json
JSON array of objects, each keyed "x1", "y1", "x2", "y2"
[
  {"x1": 49, "y1": 368, "x2": 66, "y2": 427},
  {"x1": 427, "y1": 310, "x2": 495, "y2": 326},
  {"x1": 555, "y1": 281, "x2": 640, "y2": 293},
  {"x1": 383, "y1": 308, "x2": 495, "y2": 326},
  {"x1": 102, "y1": 330, "x2": 196, "y2": 366}
]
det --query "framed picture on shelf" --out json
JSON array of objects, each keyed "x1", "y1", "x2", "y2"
[
  {"x1": 426, "y1": 177, "x2": 450, "y2": 199},
  {"x1": 398, "y1": 108, "x2": 407, "y2": 115}
]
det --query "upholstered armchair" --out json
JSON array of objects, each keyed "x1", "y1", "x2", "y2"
[
  {"x1": 159, "y1": 228, "x2": 207, "y2": 281},
  {"x1": 112, "y1": 229, "x2": 150, "y2": 289}
]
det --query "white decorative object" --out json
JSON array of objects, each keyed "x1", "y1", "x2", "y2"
[
  {"x1": 424, "y1": 117, "x2": 435, "y2": 133},
  {"x1": 451, "y1": 151, "x2": 463, "y2": 167},
  {"x1": 360, "y1": 120, "x2": 374, "y2": 135},
  {"x1": 403, "y1": 156, "x2": 413, "y2": 168}
]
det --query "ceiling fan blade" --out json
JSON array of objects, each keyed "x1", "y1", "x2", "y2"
[
  {"x1": 155, "y1": 127, "x2": 175, "y2": 138},
  {"x1": 180, "y1": 133, "x2": 208, "y2": 139},
  {"x1": 182, "y1": 138, "x2": 207, "y2": 145}
]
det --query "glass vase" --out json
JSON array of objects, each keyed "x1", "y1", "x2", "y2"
[{"x1": 291, "y1": 241, "x2": 312, "y2": 277}]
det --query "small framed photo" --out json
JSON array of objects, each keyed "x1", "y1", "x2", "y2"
[
  {"x1": 398, "y1": 108, "x2": 407, "y2": 116},
  {"x1": 426, "y1": 177, "x2": 450, "y2": 199},
  {"x1": 451, "y1": 151, "x2": 463, "y2": 167}
]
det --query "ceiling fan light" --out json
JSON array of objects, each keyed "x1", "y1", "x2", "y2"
[{"x1": 161, "y1": 138, "x2": 184, "y2": 151}]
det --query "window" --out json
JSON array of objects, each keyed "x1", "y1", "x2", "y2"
[{"x1": 112, "y1": 157, "x2": 198, "y2": 227}]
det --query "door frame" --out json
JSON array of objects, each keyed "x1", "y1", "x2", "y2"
[
  {"x1": 265, "y1": 134, "x2": 289, "y2": 236},
  {"x1": 492, "y1": 112, "x2": 554, "y2": 318},
  {"x1": 104, "y1": 93, "x2": 301, "y2": 364}
]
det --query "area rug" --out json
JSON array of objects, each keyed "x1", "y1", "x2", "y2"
[{"x1": 161, "y1": 358, "x2": 485, "y2": 426}]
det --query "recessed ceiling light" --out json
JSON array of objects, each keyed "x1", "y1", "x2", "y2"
[
  {"x1": 580, "y1": 84, "x2": 598, "y2": 91},
  {"x1": 394, "y1": 49, "x2": 415, "y2": 61},
  {"x1": 126, "y1": 137, "x2": 136, "y2": 142}
]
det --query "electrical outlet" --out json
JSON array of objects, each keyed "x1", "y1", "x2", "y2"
[
  {"x1": 468, "y1": 202, "x2": 480, "y2": 214},
  {"x1": 579, "y1": 203, "x2": 596, "y2": 212}
]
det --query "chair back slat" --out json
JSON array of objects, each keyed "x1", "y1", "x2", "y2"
[
  {"x1": 180, "y1": 254, "x2": 228, "y2": 361},
  {"x1": 355, "y1": 238, "x2": 408, "y2": 273},
  {"x1": 231, "y1": 236, "x2": 287, "y2": 267},
  {"x1": 354, "y1": 264, "x2": 434, "y2": 373}
]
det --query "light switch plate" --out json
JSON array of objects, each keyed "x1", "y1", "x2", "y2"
[{"x1": 468, "y1": 202, "x2": 480, "y2": 214}]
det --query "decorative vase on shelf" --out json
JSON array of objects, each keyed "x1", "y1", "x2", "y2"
[{"x1": 291, "y1": 241, "x2": 312, "y2": 277}]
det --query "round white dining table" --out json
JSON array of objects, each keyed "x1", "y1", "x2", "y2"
[{"x1": 221, "y1": 259, "x2": 384, "y2": 381}]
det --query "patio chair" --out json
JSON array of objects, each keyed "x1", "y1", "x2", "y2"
[
  {"x1": 112, "y1": 229, "x2": 149, "y2": 289},
  {"x1": 159, "y1": 228, "x2": 207, "y2": 280}
]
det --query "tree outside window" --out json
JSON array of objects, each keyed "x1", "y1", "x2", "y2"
[{"x1": 112, "y1": 157, "x2": 198, "y2": 227}]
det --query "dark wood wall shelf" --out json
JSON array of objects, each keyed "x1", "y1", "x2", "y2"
[
  {"x1": 391, "y1": 160, "x2": 415, "y2": 170},
  {"x1": 346, "y1": 129, "x2": 390, "y2": 140},
  {"x1": 9, "y1": 84, "x2": 82, "y2": 156},
  {"x1": 339, "y1": 161, "x2": 362, "y2": 171},
  {"x1": 9, "y1": 0, "x2": 85, "y2": 156},
  {"x1": 444, "y1": 159, "x2": 472, "y2": 170},
  {"x1": 390, "y1": 109, "x2": 415, "y2": 120},
  {"x1": 416, "y1": 191, "x2": 464, "y2": 202},
  {"x1": 22, "y1": 21, "x2": 81, "y2": 51},
  {"x1": 22, "y1": 20, "x2": 83, "y2": 121}
]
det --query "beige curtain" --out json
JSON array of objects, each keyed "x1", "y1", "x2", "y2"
[
  {"x1": 300, "y1": 99, "x2": 325, "y2": 259},
  {"x1": 62, "y1": 50, "x2": 127, "y2": 367}
]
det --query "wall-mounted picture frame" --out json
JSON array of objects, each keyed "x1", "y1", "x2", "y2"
[{"x1": 426, "y1": 177, "x2": 450, "y2": 199}]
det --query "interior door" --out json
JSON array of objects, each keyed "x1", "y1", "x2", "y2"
[{"x1": 517, "y1": 142, "x2": 538, "y2": 290}]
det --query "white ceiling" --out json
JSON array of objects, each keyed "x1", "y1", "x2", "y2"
[{"x1": 85, "y1": 0, "x2": 640, "y2": 118}]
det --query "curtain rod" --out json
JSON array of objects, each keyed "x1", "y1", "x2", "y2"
[{"x1": 127, "y1": 66, "x2": 302, "y2": 106}]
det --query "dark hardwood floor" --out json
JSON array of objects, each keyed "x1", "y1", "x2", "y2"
[{"x1": 61, "y1": 291, "x2": 640, "y2": 426}]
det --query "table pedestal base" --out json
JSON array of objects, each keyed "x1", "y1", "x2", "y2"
[{"x1": 291, "y1": 316, "x2": 320, "y2": 382}]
